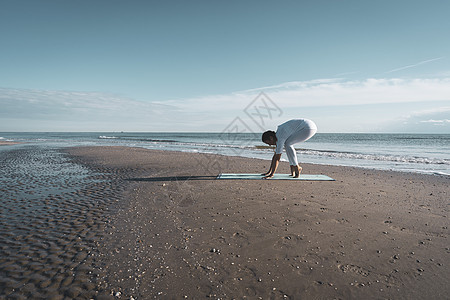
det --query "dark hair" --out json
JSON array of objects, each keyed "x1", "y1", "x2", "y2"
[{"x1": 262, "y1": 130, "x2": 276, "y2": 143}]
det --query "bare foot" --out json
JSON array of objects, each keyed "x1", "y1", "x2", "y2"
[
  {"x1": 289, "y1": 165, "x2": 295, "y2": 176},
  {"x1": 293, "y1": 165, "x2": 302, "y2": 178}
]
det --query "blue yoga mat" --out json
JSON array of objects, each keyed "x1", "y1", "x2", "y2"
[{"x1": 217, "y1": 173, "x2": 334, "y2": 181}]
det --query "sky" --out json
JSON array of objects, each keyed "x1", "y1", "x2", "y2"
[{"x1": 1, "y1": 0, "x2": 449, "y2": 133}]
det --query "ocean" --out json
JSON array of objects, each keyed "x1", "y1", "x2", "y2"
[{"x1": 1, "y1": 132, "x2": 449, "y2": 176}]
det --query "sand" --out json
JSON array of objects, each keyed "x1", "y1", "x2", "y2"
[
  {"x1": 0, "y1": 146, "x2": 130, "y2": 299},
  {"x1": 62, "y1": 146, "x2": 449, "y2": 299}
]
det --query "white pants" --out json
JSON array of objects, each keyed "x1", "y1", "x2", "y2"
[{"x1": 284, "y1": 124, "x2": 317, "y2": 166}]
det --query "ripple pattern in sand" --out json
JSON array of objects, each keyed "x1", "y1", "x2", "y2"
[{"x1": 0, "y1": 146, "x2": 121, "y2": 299}]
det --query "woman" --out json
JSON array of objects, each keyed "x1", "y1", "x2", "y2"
[{"x1": 261, "y1": 119, "x2": 317, "y2": 179}]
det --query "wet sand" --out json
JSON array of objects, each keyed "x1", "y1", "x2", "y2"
[
  {"x1": 65, "y1": 146, "x2": 449, "y2": 299},
  {"x1": 0, "y1": 146, "x2": 126, "y2": 299}
]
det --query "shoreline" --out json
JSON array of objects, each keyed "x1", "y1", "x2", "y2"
[
  {"x1": 0, "y1": 132, "x2": 448, "y2": 176},
  {"x1": 66, "y1": 146, "x2": 449, "y2": 299},
  {"x1": 216, "y1": 152, "x2": 450, "y2": 178}
]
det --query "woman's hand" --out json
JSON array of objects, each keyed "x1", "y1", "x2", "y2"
[{"x1": 262, "y1": 153, "x2": 281, "y2": 179}]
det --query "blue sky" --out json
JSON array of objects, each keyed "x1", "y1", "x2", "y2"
[{"x1": 1, "y1": 0, "x2": 449, "y2": 132}]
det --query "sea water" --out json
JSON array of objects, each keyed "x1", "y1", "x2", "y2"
[{"x1": 1, "y1": 132, "x2": 449, "y2": 176}]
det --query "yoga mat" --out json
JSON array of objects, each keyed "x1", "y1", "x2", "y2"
[{"x1": 217, "y1": 173, "x2": 335, "y2": 181}]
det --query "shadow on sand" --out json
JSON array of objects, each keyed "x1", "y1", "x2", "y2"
[{"x1": 126, "y1": 175, "x2": 218, "y2": 182}]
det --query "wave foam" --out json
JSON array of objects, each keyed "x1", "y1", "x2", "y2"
[{"x1": 298, "y1": 149, "x2": 449, "y2": 165}]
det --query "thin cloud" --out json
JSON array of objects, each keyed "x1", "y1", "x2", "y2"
[
  {"x1": 0, "y1": 88, "x2": 180, "y2": 131},
  {"x1": 408, "y1": 106, "x2": 450, "y2": 117},
  {"x1": 385, "y1": 57, "x2": 444, "y2": 74},
  {"x1": 420, "y1": 119, "x2": 450, "y2": 123},
  {"x1": 399, "y1": 107, "x2": 450, "y2": 125},
  {"x1": 221, "y1": 78, "x2": 450, "y2": 109},
  {"x1": 234, "y1": 79, "x2": 339, "y2": 94},
  {"x1": 1, "y1": 78, "x2": 450, "y2": 131},
  {"x1": 333, "y1": 71, "x2": 359, "y2": 77}
]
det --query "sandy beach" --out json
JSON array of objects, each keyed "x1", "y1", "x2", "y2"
[{"x1": 62, "y1": 146, "x2": 449, "y2": 299}]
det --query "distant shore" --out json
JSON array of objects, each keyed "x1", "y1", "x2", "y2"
[
  {"x1": 0, "y1": 141, "x2": 21, "y2": 146},
  {"x1": 66, "y1": 146, "x2": 449, "y2": 299}
]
